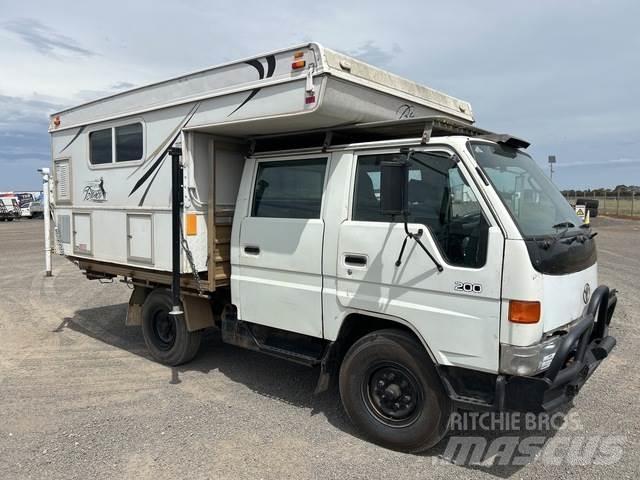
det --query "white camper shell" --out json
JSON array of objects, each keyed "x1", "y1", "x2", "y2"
[
  {"x1": 49, "y1": 43, "x2": 473, "y2": 287},
  {"x1": 49, "y1": 43, "x2": 617, "y2": 453}
]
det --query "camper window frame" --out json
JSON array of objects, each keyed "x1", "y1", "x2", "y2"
[{"x1": 87, "y1": 118, "x2": 146, "y2": 169}]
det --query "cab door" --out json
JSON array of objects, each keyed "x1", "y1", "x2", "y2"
[
  {"x1": 335, "y1": 148, "x2": 504, "y2": 372},
  {"x1": 236, "y1": 156, "x2": 328, "y2": 338}
]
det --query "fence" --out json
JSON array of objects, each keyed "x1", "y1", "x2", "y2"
[{"x1": 563, "y1": 192, "x2": 639, "y2": 217}]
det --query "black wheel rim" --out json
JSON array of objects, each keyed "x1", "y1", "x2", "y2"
[
  {"x1": 151, "y1": 310, "x2": 176, "y2": 351},
  {"x1": 361, "y1": 362, "x2": 423, "y2": 428}
]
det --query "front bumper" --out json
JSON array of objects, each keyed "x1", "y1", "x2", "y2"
[
  {"x1": 503, "y1": 285, "x2": 617, "y2": 412},
  {"x1": 441, "y1": 285, "x2": 617, "y2": 412}
]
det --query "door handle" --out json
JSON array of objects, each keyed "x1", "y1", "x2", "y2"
[
  {"x1": 244, "y1": 245, "x2": 260, "y2": 255},
  {"x1": 344, "y1": 254, "x2": 367, "y2": 267}
]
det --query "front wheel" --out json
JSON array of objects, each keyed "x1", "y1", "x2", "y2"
[
  {"x1": 339, "y1": 329, "x2": 451, "y2": 452},
  {"x1": 141, "y1": 289, "x2": 202, "y2": 366}
]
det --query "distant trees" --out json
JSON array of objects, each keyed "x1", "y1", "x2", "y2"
[{"x1": 561, "y1": 185, "x2": 640, "y2": 196}]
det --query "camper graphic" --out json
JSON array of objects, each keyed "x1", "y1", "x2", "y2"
[{"x1": 83, "y1": 178, "x2": 106, "y2": 202}]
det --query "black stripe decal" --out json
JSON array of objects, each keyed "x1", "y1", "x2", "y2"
[
  {"x1": 128, "y1": 150, "x2": 166, "y2": 197},
  {"x1": 128, "y1": 103, "x2": 200, "y2": 201},
  {"x1": 265, "y1": 55, "x2": 276, "y2": 77},
  {"x1": 127, "y1": 102, "x2": 200, "y2": 179},
  {"x1": 246, "y1": 59, "x2": 265, "y2": 80},
  {"x1": 227, "y1": 88, "x2": 261, "y2": 117},
  {"x1": 227, "y1": 56, "x2": 277, "y2": 117},
  {"x1": 59, "y1": 126, "x2": 85, "y2": 154},
  {"x1": 137, "y1": 156, "x2": 166, "y2": 206}
]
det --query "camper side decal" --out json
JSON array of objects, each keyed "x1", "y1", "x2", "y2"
[
  {"x1": 128, "y1": 102, "x2": 200, "y2": 206},
  {"x1": 227, "y1": 55, "x2": 276, "y2": 117},
  {"x1": 83, "y1": 177, "x2": 106, "y2": 202}
]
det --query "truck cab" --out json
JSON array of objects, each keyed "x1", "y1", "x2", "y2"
[{"x1": 163, "y1": 119, "x2": 615, "y2": 452}]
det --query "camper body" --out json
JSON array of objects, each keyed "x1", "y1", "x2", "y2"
[{"x1": 49, "y1": 43, "x2": 617, "y2": 452}]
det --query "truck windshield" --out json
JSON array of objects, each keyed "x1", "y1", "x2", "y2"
[{"x1": 469, "y1": 142, "x2": 581, "y2": 238}]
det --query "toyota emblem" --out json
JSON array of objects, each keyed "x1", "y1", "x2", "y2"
[{"x1": 583, "y1": 284, "x2": 591, "y2": 304}]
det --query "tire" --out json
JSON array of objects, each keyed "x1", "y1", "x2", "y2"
[
  {"x1": 339, "y1": 329, "x2": 451, "y2": 452},
  {"x1": 141, "y1": 289, "x2": 202, "y2": 366}
]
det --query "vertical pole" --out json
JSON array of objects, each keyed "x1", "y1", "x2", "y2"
[
  {"x1": 616, "y1": 190, "x2": 620, "y2": 216},
  {"x1": 169, "y1": 147, "x2": 183, "y2": 315},
  {"x1": 41, "y1": 168, "x2": 52, "y2": 277},
  {"x1": 632, "y1": 192, "x2": 635, "y2": 217},
  {"x1": 603, "y1": 191, "x2": 607, "y2": 213}
]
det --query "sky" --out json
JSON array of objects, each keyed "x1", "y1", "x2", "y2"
[{"x1": 1, "y1": 0, "x2": 639, "y2": 191}]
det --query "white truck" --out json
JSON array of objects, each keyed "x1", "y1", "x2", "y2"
[{"x1": 48, "y1": 43, "x2": 617, "y2": 452}]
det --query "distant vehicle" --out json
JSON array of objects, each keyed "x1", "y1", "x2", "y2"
[
  {"x1": 0, "y1": 192, "x2": 42, "y2": 218},
  {"x1": 28, "y1": 200, "x2": 44, "y2": 218},
  {"x1": 0, "y1": 197, "x2": 20, "y2": 221},
  {"x1": 575, "y1": 198, "x2": 599, "y2": 218}
]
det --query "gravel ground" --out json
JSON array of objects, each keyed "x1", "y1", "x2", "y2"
[{"x1": 0, "y1": 217, "x2": 638, "y2": 479}]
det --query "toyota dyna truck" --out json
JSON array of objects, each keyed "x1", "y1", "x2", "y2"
[{"x1": 48, "y1": 43, "x2": 617, "y2": 452}]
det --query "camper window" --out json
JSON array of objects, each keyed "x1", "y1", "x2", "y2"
[
  {"x1": 116, "y1": 124, "x2": 143, "y2": 162},
  {"x1": 89, "y1": 122, "x2": 143, "y2": 165},
  {"x1": 89, "y1": 128, "x2": 112, "y2": 165}
]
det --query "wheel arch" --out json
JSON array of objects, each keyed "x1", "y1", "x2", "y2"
[
  {"x1": 315, "y1": 310, "x2": 441, "y2": 394},
  {"x1": 333, "y1": 310, "x2": 439, "y2": 365}
]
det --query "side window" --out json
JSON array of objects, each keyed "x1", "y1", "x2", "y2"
[
  {"x1": 90, "y1": 123, "x2": 143, "y2": 165},
  {"x1": 353, "y1": 152, "x2": 489, "y2": 268},
  {"x1": 115, "y1": 123, "x2": 143, "y2": 162},
  {"x1": 252, "y1": 158, "x2": 327, "y2": 219},
  {"x1": 89, "y1": 129, "x2": 112, "y2": 165}
]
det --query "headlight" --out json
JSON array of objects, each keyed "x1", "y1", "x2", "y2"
[{"x1": 500, "y1": 335, "x2": 562, "y2": 376}]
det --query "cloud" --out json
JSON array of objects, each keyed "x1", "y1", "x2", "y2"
[
  {"x1": 1, "y1": 18, "x2": 94, "y2": 57},
  {"x1": 348, "y1": 41, "x2": 402, "y2": 68},
  {"x1": 0, "y1": 96, "x2": 57, "y2": 175},
  {"x1": 111, "y1": 81, "x2": 136, "y2": 90}
]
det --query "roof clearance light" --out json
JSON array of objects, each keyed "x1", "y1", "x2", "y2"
[
  {"x1": 509, "y1": 300, "x2": 541, "y2": 324},
  {"x1": 293, "y1": 51, "x2": 304, "y2": 59},
  {"x1": 53, "y1": 116, "x2": 61, "y2": 127},
  {"x1": 291, "y1": 60, "x2": 306, "y2": 70}
]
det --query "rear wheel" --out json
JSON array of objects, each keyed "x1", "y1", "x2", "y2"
[
  {"x1": 141, "y1": 289, "x2": 202, "y2": 366},
  {"x1": 339, "y1": 329, "x2": 451, "y2": 452}
]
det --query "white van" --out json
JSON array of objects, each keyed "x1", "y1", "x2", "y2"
[{"x1": 48, "y1": 43, "x2": 617, "y2": 452}]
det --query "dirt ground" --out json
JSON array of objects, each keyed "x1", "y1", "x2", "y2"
[{"x1": 0, "y1": 217, "x2": 638, "y2": 479}]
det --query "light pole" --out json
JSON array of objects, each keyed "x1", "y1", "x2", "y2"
[
  {"x1": 548, "y1": 155, "x2": 556, "y2": 181},
  {"x1": 38, "y1": 167, "x2": 52, "y2": 277}
]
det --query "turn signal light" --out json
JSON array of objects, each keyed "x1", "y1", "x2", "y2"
[
  {"x1": 291, "y1": 60, "x2": 306, "y2": 70},
  {"x1": 509, "y1": 300, "x2": 541, "y2": 324}
]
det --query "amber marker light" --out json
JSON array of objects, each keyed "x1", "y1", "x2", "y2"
[
  {"x1": 186, "y1": 213, "x2": 197, "y2": 236},
  {"x1": 508, "y1": 300, "x2": 541, "y2": 324}
]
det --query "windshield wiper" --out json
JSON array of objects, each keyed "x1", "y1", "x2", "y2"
[
  {"x1": 538, "y1": 221, "x2": 576, "y2": 249},
  {"x1": 552, "y1": 221, "x2": 575, "y2": 229}
]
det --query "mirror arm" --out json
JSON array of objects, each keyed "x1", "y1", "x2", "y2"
[{"x1": 395, "y1": 214, "x2": 444, "y2": 272}]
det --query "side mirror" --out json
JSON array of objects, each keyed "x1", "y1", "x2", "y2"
[{"x1": 380, "y1": 160, "x2": 409, "y2": 216}]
